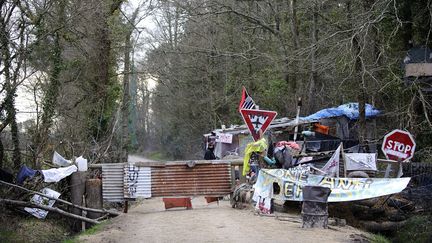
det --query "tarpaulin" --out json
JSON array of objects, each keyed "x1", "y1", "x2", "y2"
[
  {"x1": 24, "y1": 188, "x2": 61, "y2": 219},
  {"x1": 16, "y1": 165, "x2": 37, "y2": 185},
  {"x1": 301, "y1": 103, "x2": 381, "y2": 121},
  {"x1": 41, "y1": 165, "x2": 77, "y2": 183},
  {"x1": 253, "y1": 168, "x2": 410, "y2": 202},
  {"x1": 243, "y1": 138, "x2": 268, "y2": 176}
]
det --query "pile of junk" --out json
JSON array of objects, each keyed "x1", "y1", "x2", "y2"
[{"x1": 206, "y1": 103, "x2": 415, "y2": 232}]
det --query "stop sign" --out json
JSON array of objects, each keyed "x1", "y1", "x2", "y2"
[{"x1": 381, "y1": 129, "x2": 416, "y2": 162}]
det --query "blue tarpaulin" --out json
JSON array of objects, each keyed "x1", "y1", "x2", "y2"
[{"x1": 301, "y1": 103, "x2": 380, "y2": 121}]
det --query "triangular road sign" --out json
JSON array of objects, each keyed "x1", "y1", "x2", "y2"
[{"x1": 240, "y1": 109, "x2": 277, "y2": 141}]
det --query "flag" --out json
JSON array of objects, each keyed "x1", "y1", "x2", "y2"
[
  {"x1": 322, "y1": 143, "x2": 342, "y2": 177},
  {"x1": 238, "y1": 87, "x2": 256, "y2": 112},
  {"x1": 343, "y1": 153, "x2": 377, "y2": 171}
]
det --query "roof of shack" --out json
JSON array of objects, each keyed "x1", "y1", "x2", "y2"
[{"x1": 205, "y1": 103, "x2": 380, "y2": 136}]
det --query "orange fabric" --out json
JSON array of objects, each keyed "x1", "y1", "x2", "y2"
[{"x1": 314, "y1": 123, "x2": 329, "y2": 135}]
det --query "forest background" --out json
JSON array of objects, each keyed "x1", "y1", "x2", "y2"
[{"x1": 0, "y1": 0, "x2": 431, "y2": 171}]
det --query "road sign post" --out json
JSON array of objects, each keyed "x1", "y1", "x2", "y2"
[{"x1": 381, "y1": 129, "x2": 416, "y2": 162}]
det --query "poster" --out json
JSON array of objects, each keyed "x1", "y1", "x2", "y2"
[
  {"x1": 253, "y1": 168, "x2": 410, "y2": 202},
  {"x1": 24, "y1": 188, "x2": 61, "y2": 219},
  {"x1": 344, "y1": 153, "x2": 377, "y2": 171},
  {"x1": 216, "y1": 133, "x2": 233, "y2": 144}
]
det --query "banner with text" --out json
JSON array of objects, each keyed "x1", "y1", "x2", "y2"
[{"x1": 253, "y1": 168, "x2": 410, "y2": 202}]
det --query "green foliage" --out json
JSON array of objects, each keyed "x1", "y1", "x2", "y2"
[
  {"x1": 371, "y1": 234, "x2": 391, "y2": 243},
  {"x1": 393, "y1": 215, "x2": 432, "y2": 243}
]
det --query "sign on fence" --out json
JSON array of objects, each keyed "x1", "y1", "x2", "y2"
[{"x1": 124, "y1": 164, "x2": 151, "y2": 199}]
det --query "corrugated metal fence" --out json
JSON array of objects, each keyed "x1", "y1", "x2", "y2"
[
  {"x1": 100, "y1": 160, "x2": 238, "y2": 202},
  {"x1": 102, "y1": 163, "x2": 124, "y2": 202},
  {"x1": 152, "y1": 163, "x2": 231, "y2": 197}
]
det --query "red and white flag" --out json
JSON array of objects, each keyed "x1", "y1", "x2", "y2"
[
  {"x1": 322, "y1": 143, "x2": 342, "y2": 177},
  {"x1": 238, "y1": 86, "x2": 257, "y2": 112}
]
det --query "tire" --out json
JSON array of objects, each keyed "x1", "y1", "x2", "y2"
[{"x1": 347, "y1": 171, "x2": 369, "y2": 178}]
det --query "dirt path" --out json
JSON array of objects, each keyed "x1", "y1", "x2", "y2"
[
  {"x1": 128, "y1": 154, "x2": 155, "y2": 163},
  {"x1": 77, "y1": 198, "x2": 369, "y2": 243}
]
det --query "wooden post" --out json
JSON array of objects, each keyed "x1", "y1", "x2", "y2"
[
  {"x1": 340, "y1": 143, "x2": 344, "y2": 178},
  {"x1": 124, "y1": 200, "x2": 129, "y2": 213},
  {"x1": 70, "y1": 171, "x2": 87, "y2": 231},
  {"x1": 85, "y1": 179, "x2": 103, "y2": 220},
  {"x1": 384, "y1": 163, "x2": 392, "y2": 178},
  {"x1": 82, "y1": 195, "x2": 86, "y2": 232},
  {"x1": 397, "y1": 158, "x2": 403, "y2": 178},
  {"x1": 293, "y1": 97, "x2": 302, "y2": 141}
]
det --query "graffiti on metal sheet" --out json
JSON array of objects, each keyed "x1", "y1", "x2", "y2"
[
  {"x1": 124, "y1": 164, "x2": 140, "y2": 198},
  {"x1": 253, "y1": 168, "x2": 410, "y2": 202}
]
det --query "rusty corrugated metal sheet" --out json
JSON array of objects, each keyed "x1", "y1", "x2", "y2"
[
  {"x1": 102, "y1": 163, "x2": 125, "y2": 202},
  {"x1": 151, "y1": 163, "x2": 232, "y2": 197}
]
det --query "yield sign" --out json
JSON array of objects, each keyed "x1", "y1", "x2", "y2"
[{"x1": 240, "y1": 109, "x2": 277, "y2": 141}]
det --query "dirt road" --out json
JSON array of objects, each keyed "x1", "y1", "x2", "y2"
[
  {"x1": 77, "y1": 198, "x2": 369, "y2": 243},
  {"x1": 128, "y1": 154, "x2": 154, "y2": 163}
]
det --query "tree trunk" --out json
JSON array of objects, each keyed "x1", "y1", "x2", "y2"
[
  {"x1": 0, "y1": 138, "x2": 3, "y2": 168},
  {"x1": 288, "y1": 0, "x2": 299, "y2": 93},
  {"x1": 33, "y1": 32, "x2": 62, "y2": 169},
  {"x1": 121, "y1": 31, "x2": 132, "y2": 164},
  {"x1": 308, "y1": 1, "x2": 319, "y2": 113}
]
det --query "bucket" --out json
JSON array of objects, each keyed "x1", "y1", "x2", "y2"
[
  {"x1": 76, "y1": 156, "x2": 88, "y2": 172},
  {"x1": 301, "y1": 186, "x2": 331, "y2": 229}
]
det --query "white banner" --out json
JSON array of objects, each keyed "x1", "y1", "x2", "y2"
[
  {"x1": 24, "y1": 188, "x2": 61, "y2": 219},
  {"x1": 254, "y1": 168, "x2": 410, "y2": 202},
  {"x1": 216, "y1": 133, "x2": 233, "y2": 144},
  {"x1": 344, "y1": 153, "x2": 377, "y2": 171},
  {"x1": 321, "y1": 144, "x2": 341, "y2": 177}
]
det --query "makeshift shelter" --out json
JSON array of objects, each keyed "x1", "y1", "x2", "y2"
[{"x1": 204, "y1": 103, "x2": 381, "y2": 159}]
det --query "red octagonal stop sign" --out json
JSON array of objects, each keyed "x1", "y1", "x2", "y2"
[{"x1": 381, "y1": 129, "x2": 416, "y2": 162}]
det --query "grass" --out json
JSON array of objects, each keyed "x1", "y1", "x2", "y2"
[
  {"x1": 371, "y1": 234, "x2": 391, "y2": 243},
  {"x1": 0, "y1": 230, "x2": 17, "y2": 243},
  {"x1": 393, "y1": 215, "x2": 432, "y2": 243},
  {"x1": 62, "y1": 220, "x2": 109, "y2": 243}
]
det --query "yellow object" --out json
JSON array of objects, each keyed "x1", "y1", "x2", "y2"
[{"x1": 242, "y1": 138, "x2": 268, "y2": 176}]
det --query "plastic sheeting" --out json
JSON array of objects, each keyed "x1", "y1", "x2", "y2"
[
  {"x1": 301, "y1": 103, "x2": 380, "y2": 121},
  {"x1": 52, "y1": 151, "x2": 72, "y2": 166},
  {"x1": 41, "y1": 165, "x2": 78, "y2": 183}
]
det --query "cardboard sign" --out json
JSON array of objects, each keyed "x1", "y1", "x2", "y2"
[
  {"x1": 216, "y1": 133, "x2": 233, "y2": 144},
  {"x1": 240, "y1": 109, "x2": 277, "y2": 141},
  {"x1": 382, "y1": 129, "x2": 416, "y2": 161},
  {"x1": 24, "y1": 188, "x2": 61, "y2": 219}
]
